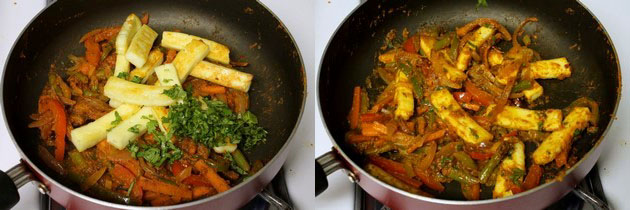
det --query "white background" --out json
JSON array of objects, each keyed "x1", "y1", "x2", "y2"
[
  {"x1": 315, "y1": 0, "x2": 630, "y2": 210},
  {"x1": 0, "y1": 0, "x2": 315, "y2": 209}
]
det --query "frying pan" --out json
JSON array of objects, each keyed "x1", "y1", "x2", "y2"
[
  {"x1": 0, "y1": 0, "x2": 305, "y2": 209},
  {"x1": 316, "y1": 0, "x2": 620, "y2": 209}
]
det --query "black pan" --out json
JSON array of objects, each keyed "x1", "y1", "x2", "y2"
[
  {"x1": 0, "y1": 0, "x2": 305, "y2": 209},
  {"x1": 316, "y1": 0, "x2": 620, "y2": 209}
]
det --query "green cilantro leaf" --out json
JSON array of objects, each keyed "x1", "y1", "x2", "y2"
[
  {"x1": 162, "y1": 86, "x2": 187, "y2": 100},
  {"x1": 128, "y1": 124, "x2": 141, "y2": 134},
  {"x1": 107, "y1": 111, "x2": 122, "y2": 131},
  {"x1": 117, "y1": 72, "x2": 129, "y2": 79},
  {"x1": 130, "y1": 76, "x2": 143, "y2": 84}
]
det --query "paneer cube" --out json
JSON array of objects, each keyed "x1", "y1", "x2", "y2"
[
  {"x1": 129, "y1": 49, "x2": 164, "y2": 83},
  {"x1": 378, "y1": 50, "x2": 397, "y2": 64},
  {"x1": 419, "y1": 35, "x2": 436, "y2": 58},
  {"x1": 456, "y1": 26, "x2": 495, "y2": 71},
  {"x1": 125, "y1": 25, "x2": 158, "y2": 68},
  {"x1": 543, "y1": 109, "x2": 563, "y2": 131},
  {"x1": 173, "y1": 40, "x2": 210, "y2": 82},
  {"x1": 533, "y1": 107, "x2": 591, "y2": 165},
  {"x1": 522, "y1": 80, "x2": 544, "y2": 103},
  {"x1": 495, "y1": 106, "x2": 543, "y2": 131},
  {"x1": 488, "y1": 48, "x2": 504, "y2": 67},
  {"x1": 393, "y1": 71, "x2": 414, "y2": 120},
  {"x1": 493, "y1": 141, "x2": 525, "y2": 198},
  {"x1": 190, "y1": 61, "x2": 254, "y2": 92},
  {"x1": 107, "y1": 107, "x2": 155, "y2": 150},
  {"x1": 103, "y1": 77, "x2": 176, "y2": 106},
  {"x1": 523, "y1": 58, "x2": 571, "y2": 80},
  {"x1": 430, "y1": 89, "x2": 493, "y2": 144},
  {"x1": 160, "y1": 31, "x2": 231, "y2": 65},
  {"x1": 70, "y1": 104, "x2": 141, "y2": 151}
]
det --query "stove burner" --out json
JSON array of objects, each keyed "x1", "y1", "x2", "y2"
[
  {"x1": 40, "y1": 168, "x2": 293, "y2": 210},
  {"x1": 355, "y1": 165, "x2": 608, "y2": 210}
]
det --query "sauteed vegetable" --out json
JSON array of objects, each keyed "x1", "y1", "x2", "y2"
[
  {"x1": 346, "y1": 18, "x2": 599, "y2": 200},
  {"x1": 28, "y1": 13, "x2": 267, "y2": 206}
]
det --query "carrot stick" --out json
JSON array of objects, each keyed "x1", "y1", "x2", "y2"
[
  {"x1": 150, "y1": 196, "x2": 174, "y2": 206},
  {"x1": 391, "y1": 172, "x2": 422, "y2": 188},
  {"x1": 414, "y1": 169, "x2": 445, "y2": 192},
  {"x1": 143, "y1": 191, "x2": 161, "y2": 201},
  {"x1": 555, "y1": 148, "x2": 569, "y2": 167},
  {"x1": 84, "y1": 37, "x2": 101, "y2": 69},
  {"x1": 165, "y1": 49, "x2": 177, "y2": 64},
  {"x1": 183, "y1": 175, "x2": 212, "y2": 187},
  {"x1": 138, "y1": 177, "x2": 193, "y2": 200},
  {"x1": 360, "y1": 113, "x2": 391, "y2": 122},
  {"x1": 141, "y1": 13, "x2": 150, "y2": 25},
  {"x1": 120, "y1": 160, "x2": 142, "y2": 177},
  {"x1": 347, "y1": 133, "x2": 377, "y2": 143},
  {"x1": 368, "y1": 155, "x2": 406, "y2": 175},
  {"x1": 424, "y1": 129, "x2": 446, "y2": 142},
  {"x1": 199, "y1": 85, "x2": 227, "y2": 94},
  {"x1": 111, "y1": 164, "x2": 136, "y2": 184},
  {"x1": 522, "y1": 164, "x2": 543, "y2": 190},
  {"x1": 194, "y1": 160, "x2": 231, "y2": 193},
  {"x1": 192, "y1": 186, "x2": 215, "y2": 199},
  {"x1": 42, "y1": 99, "x2": 66, "y2": 161},
  {"x1": 349, "y1": 86, "x2": 361, "y2": 129}
]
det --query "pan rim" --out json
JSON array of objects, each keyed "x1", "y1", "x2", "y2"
[
  {"x1": 0, "y1": 0, "x2": 307, "y2": 209},
  {"x1": 316, "y1": 0, "x2": 621, "y2": 205}
]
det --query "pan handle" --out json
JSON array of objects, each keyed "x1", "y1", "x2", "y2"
[
  {"x1": 0, "y1": 162, "x2": 41, "y2": 209},
  {"x1": 316, "y1": 150, "x2": 352, "y2": 196},
  {"x1": 572, "y1": 188, "x2": 610, "y2": 210}
]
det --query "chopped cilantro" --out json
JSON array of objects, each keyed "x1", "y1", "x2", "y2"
[
  {"x1": 470, "y1": 128, "x2": 479, "y2": 139},
  {"x1": 510, "y1": 168, "x2": 525, "y2": 183},
  {"x1": 163, "y1": 94, "x2": 267, "y2": 150},
  {"x1": 128, "y1": 124, "x2": 141, "y2": 134},
  {"x1": 162, "y1": 79, "x2": 173, "y2": 83},
  {"x1": 162, "y1": 86, "x2": 187, "y2": 100},
  {"x1": 126, "y1": 118, "x2": 182, "y2": 167},
  {"x1": 107, "y1": 111, "x2": 122, "y2": 131},
  {"x1": 117, "y1": 72, "x2": 129, "y2": 79},
  {"x1": 130, "y1": 76, "x2": 143, "y2": 84}
]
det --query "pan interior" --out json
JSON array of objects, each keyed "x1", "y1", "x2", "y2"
[
  {"x1": 319, "y1": 0, "x2": 619, "y2": 200},
  {"x1": 3, "y1": 0, "x2": 304, "y2": 204}
]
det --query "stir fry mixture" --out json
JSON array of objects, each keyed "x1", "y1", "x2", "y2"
[
  {"x1": 346, "y1": 18, "x2": 599, "y2": 200},
  {"x1": 28, "y1": 13, "x2": 268, "y2": 206}
]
